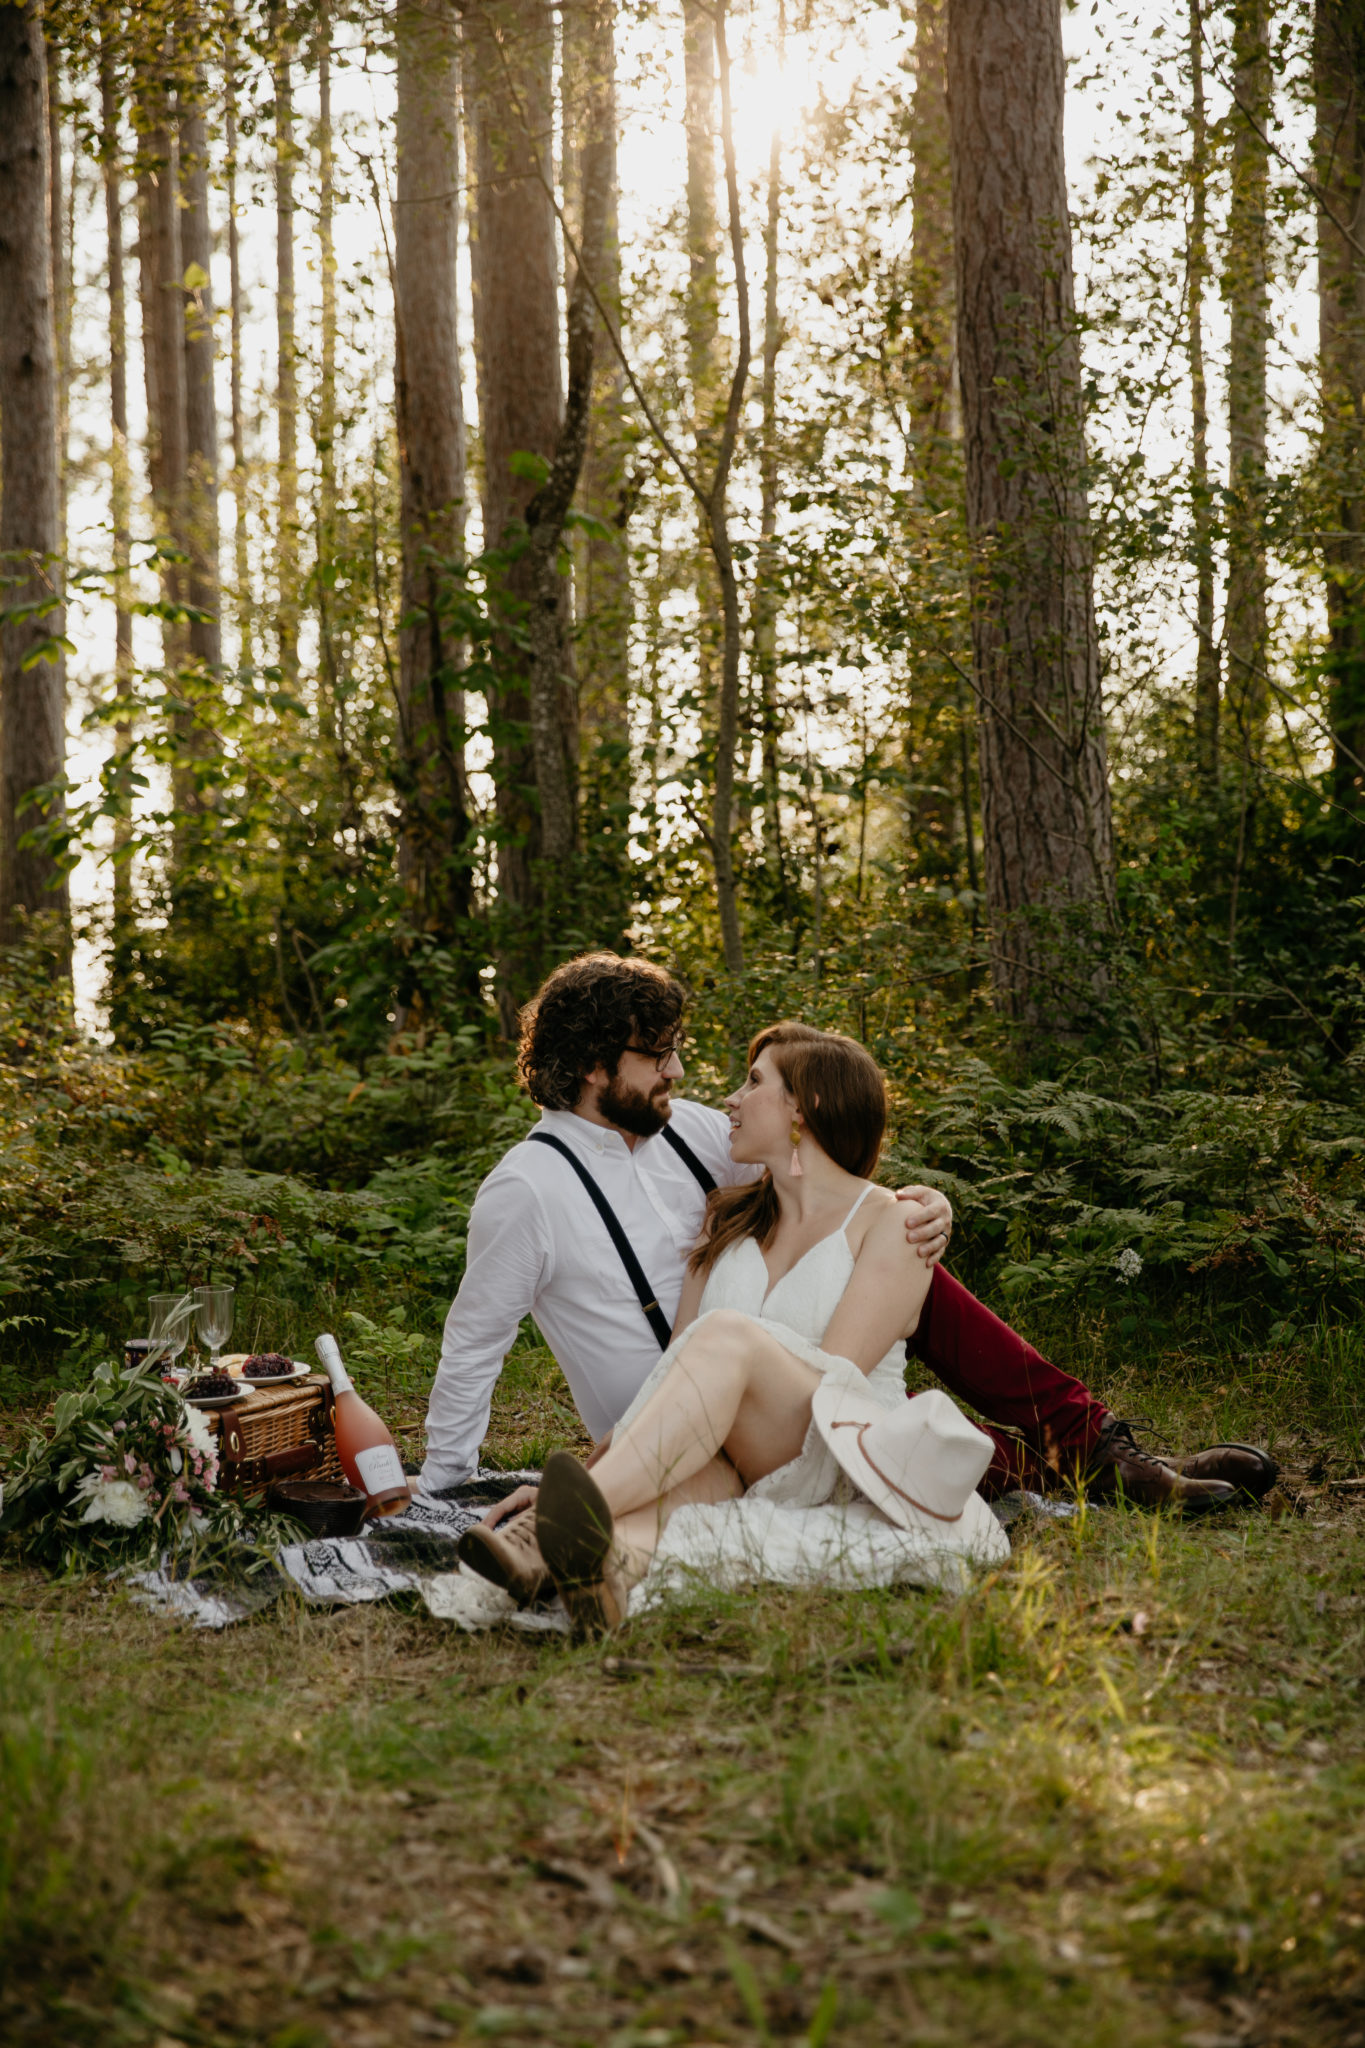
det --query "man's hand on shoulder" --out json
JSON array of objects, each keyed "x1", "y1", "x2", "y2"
[{"x1": 894, "y1": 1183, "x2": 953, "y2": 1267}]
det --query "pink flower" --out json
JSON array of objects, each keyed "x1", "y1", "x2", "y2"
[
  {"x1": 113, "y1": 1421, "x2": 126, "y2": 1434},
  {"x1": 173, "y1": 1481, "x2": 190, "y2": 1503},
  {"x1": 100, "y1": 1463, "x2": 117, "y2": 1483},
  {"x1": 123, "y1": 1451, "x2": 137, "y2": 1474}
]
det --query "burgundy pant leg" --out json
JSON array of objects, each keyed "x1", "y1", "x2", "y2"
[{"x1": 908, "y1": 1268, "x2": 1109, "y2": 1498}]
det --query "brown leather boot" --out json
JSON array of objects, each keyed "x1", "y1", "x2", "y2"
[
  {"x1": 1085, "y1": 1419, "x2": 1237, "y2": 1514},
  {"x1": 1168, "y1": 1442, "x2": 1278, "y2": 1501},
  {"x1": 535, "y1": 1452, "x2": 628, "y2": 1638},
  {"x1": 456, "y1": 1507, "x2": 550, "y2": 1606}
]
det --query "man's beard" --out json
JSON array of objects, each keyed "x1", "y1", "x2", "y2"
[{"x1": 599, "y1": 1074, "x2": 673, "y2": 1138}]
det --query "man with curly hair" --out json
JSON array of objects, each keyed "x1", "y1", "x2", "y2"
[{"x1": 419, "y1": 953, "x2": 1276, "y2": 1515}]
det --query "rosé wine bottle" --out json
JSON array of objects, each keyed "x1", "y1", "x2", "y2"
[{"x1": 314, "y1": 1335, "x2": 412, "y2": 1518}]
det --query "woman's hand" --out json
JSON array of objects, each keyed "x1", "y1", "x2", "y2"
[
  {"x1": 481, "y1": 1482, "x2": 539, "y2": 1529},
  {"x1": 895, "y1": 1184, "x2": 953, "y2": 1266}
]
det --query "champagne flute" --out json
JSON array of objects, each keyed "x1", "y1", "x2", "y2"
[
  {"x1": 148, "y1": 1292, "x2": 196, "y2": 1373},
  {"x1": 193, "y1": 1284, "x2": 234, "y2": 1369}
]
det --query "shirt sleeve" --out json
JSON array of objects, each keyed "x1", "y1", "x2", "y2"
[{"x1": 419, "y1": 1166, "x2": 550, "y2": 1490}]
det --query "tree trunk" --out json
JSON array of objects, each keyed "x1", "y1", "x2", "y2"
[
  {"x1": 1315, "y1": 0, "x2": 1365, "y2": 821},
  {"x1": 272, "y1": 4, "x2": 299, "y2": 680},
  {"x1": 317, "y1": 0, "x2": 340, "y2": 747},
  {"x1": 565, "y1": 0, "x2": 632, "y2": 920},
  {"x1": 46, "y1": 38, "x2": 67, "y2": 548},
  {"x1": 179, "y1": 90, "x2": 221, "y2": 679},
  {"x1": 683, "y1": 0, "x2": 722, "y2": 808},
  {"x1": 225, "y1": 42, "x2": 252, "y2": 670},
  {"x1": 100, "y1": 24, "x2": 134, "y2": 955},
  {"x1": 908, "y1": 0, "x2": 968, "y2": 879},
  {"x1": 751, "y1": 104, "x2": 788, "y2": 914},
  {"x1": 946, "y1": 0, "x2": 1115, "y2": 1027},
  {"x1": 518, "y1": 0, "x2": 618, "y2": 863},
  {"x1": 705, "y1": 0, "x2": 750, "y2": 974},
  {"x1": 1223, "y1": 0, "x2": 1271, "y2": 767},
  {"x1": 909, "y1": 0, "x2": 957, "y2": 480},
  {"x1": 464, "y1": 0, "x2": 564, "y2": 1014},
  {"x1": 1189, "y1": 0, "x2": 1221, "y2": 783},
  {"x1": 394, "y1": 0, "x2": 473, "y2": 944},
  {"x1": 137, "y1": 68, "x2": 200, "y2": 838},
  {"x1": 0, "y1": 1, "x2": 69, "y2": 942}
]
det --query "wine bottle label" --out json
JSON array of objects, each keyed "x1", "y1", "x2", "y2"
[{"x1": 353, "y1": 1443, "x2": 407, "y2": 1496}]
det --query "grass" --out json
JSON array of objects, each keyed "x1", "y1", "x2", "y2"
[{"x1": 2, "y1": 1320, "x2": 1364, "y2": 2047}]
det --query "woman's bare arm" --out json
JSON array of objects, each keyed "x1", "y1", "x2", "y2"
[
  {"x1": 819, "y1": 1194, "x2": 935, "y2": 1374},
  {"x1": 671, "y1": 1261, "x2": 707, "y2": 1340}
]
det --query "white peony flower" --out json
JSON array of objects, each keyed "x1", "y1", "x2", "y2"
[
  {"x1": 1114, "y1": 1247, "x2": 1143, "y2": 1283},
  {"x1": 76, "y1": 1474, "x2": 151, "y2": 1528}
]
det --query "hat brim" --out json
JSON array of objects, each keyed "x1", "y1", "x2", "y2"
[{"x1": 811, "y1": 1379, "x2": 994, "y2": 1539}]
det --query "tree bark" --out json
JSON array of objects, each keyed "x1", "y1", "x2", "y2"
[
  {"x1": 100, "y1": 22, "x2": 134, "y2": 954},
  {"x1": 705, "y1": 0, "x2": 750, "y2": 974},
  {"x1": 910, "y1": 0, "x2": 957, "y2": 479},
  {"x1": 565, "y1": 0, "x2": 632, "y2": 915},
  {"x1": 317, "y1": 0, "x2": 340, "y2": 744},
  {"x1": 224, "y1": 41, "x2": 252, "y2": 670},
  {"x1": 1315, "y1": 0, "x2": 1365, "y2": 821},
  {"x1": 179, "y1": 90, "x2": 221, "y2": 679},
  {"x1": 272, "y1": 3, "x2": 299, "y2": 680},
  {"x1": 683, "y1": 0, "x2": 722, "y2": 799},
  {"x1": 1223, "y1": 0, "x2": 1271, "y2": 767},
  {"x1": 46, "y1": 38, "x2": 67, "y2": 547},
  {"x1": 0, "y1": 1, "x2": 69, "y2": 942},
  {"x1": 908, "y1": 0, "x2": 967, "y2": 878},
  {"x1": 751, "y1": 102, "x2": 788, "y2": 913},
  {"x1": 1189, "y1": 0, "x2": 1220, "y2": 782},
  {"x1": 394, "y1": 0, "x2": 473, "y2": 942},
  {"x1": 137, "y1": 63, "x2": 202, "y2": 839},
  {"x1": 516, "y1": 0, "x2": 615, "y2": 872},
  {"x1": 464, "y1": 0, "x2": 564, "y2": 1012},
  {"x1": 946, "y1": 0, "x2": 1115, "y2": 1027}
]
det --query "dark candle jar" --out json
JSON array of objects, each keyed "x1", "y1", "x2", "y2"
[{"x1": 124, "y1": 1338, "x2": 155, "y2": 1372}]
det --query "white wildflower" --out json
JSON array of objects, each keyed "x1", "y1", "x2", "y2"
[
  {"x1": 1114, "y1": 1247, "x2": 1143, "y2": 1283},
  {"x1": 182, "y1": 1405, "x2": 218, "y2": 1463},
  {"x1": 76, "y1": 1474, "x2": 151, "y2": 1528}
]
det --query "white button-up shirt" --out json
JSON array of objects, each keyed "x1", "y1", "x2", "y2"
[{"x1": 419, "y1": 1097, "x2": 757, "y2": 1489}]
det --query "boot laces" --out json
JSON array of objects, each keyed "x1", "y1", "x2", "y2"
[
  {"x1": 501, "y1": 1509, "x2": 543, "y2": 1560},
  {"x1": 1105, "y1": 1420, "x2": 1173, "y2": 1476}
]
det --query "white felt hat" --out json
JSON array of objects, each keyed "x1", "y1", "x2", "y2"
[{"x1": 811, "y1": 1382, "x2": 995, "y2": 1534}]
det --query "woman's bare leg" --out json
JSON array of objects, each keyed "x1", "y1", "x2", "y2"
[
  {"x1": 590, "y1": 1311, "x2": 822, "y2": 1521},
  {"x1": 610, "y1": 1453, "x2": 744, "y2": 1587}
]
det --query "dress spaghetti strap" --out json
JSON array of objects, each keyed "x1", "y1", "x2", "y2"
[{"x1": 840, "y1": 1183, "x2": 878, "y2": 1237}]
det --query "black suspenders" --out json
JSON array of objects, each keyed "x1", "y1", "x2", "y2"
[
  {"x1": 660, "y1": 1120, "x2": 718, "y2": 1193},
  {"x1": 526, "y1": 1122, "x2": 718, "y2": 1352}
]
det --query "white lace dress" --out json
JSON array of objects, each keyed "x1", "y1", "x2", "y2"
[
  {"x1": 613, "y1": 1184, "x2": 903, "y2": 1509},
  {"x1": 612, "y1": 1186, "x2": 1010, "y2": 1599}
]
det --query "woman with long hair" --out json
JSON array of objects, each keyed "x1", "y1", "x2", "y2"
[{"x1": 460, "y1": 1021, "x2": 1005, "y2": 1631}]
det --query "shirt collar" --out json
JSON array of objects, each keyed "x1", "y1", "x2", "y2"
[{"x1": 537, "y1": 1106, "x2": 637, "y2": 1160}]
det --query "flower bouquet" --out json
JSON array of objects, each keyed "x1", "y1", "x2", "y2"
[{"x1": 0, "y1": 1357, "x2": 283, "y2": 1573}]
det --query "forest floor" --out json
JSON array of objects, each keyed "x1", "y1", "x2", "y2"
[{"x1": 3, "y1": 1342, "x2": 1365, "y2": 2048}]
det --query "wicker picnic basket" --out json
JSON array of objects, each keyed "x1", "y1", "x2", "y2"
[{"x1": 207, "y1": 1374, "x2": 343, "y2": 1496}]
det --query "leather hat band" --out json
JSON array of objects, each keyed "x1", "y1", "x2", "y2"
[{"x1": 830, "y1": 1418, "x2": 965, "y2": 1524}]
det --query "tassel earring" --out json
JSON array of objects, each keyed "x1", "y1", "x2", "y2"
[{"x1": 789, "y1": 1119, "x2": 804, "y2": 1177}]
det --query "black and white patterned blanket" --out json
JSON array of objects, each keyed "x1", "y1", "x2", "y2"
[{"x1": 124, "y1": 1469, "x2": 543, "y2": 1630}]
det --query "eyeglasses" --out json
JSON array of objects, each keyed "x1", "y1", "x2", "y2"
[{"x1": 623, "y1": 1037, "x2": 685, "y2": 1071}]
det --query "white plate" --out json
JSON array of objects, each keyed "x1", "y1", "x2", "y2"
[
  {"x1": 238, "y1": 1359, "x2": 312, "y2": 1388},
  {"x1": 183, "y1": 1384, "x2": 256, "y2": 1410}
]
